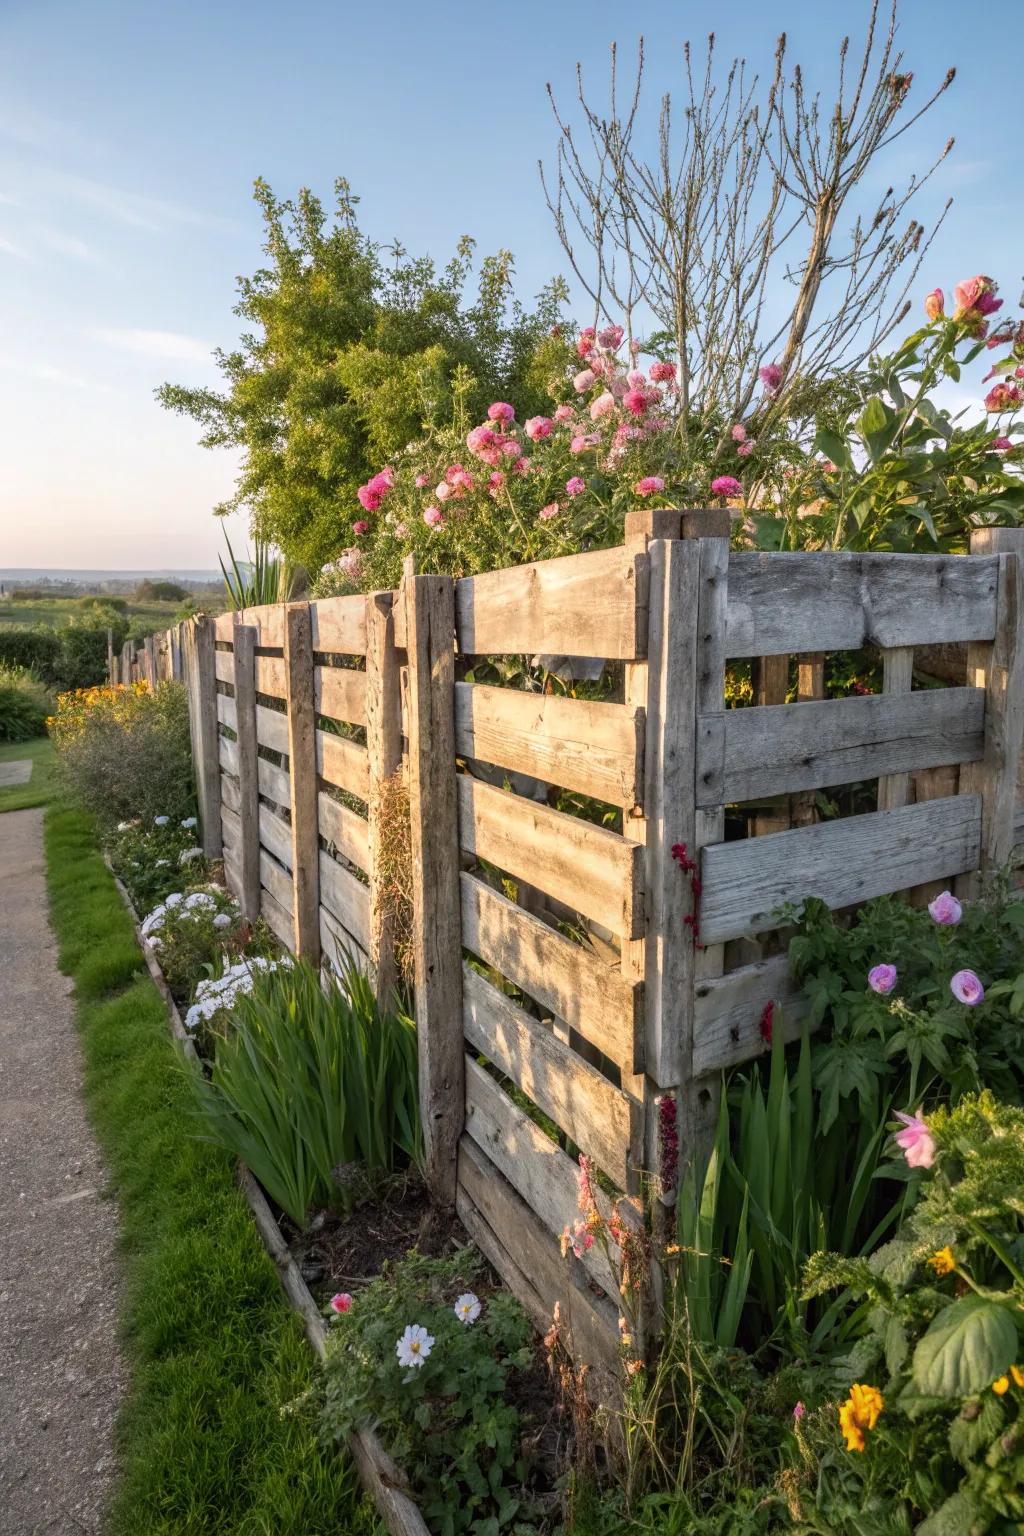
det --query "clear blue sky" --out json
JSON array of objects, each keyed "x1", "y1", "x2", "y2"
[{"x1": 0, "y1": 0, "x2": 1019, "y2": 570}]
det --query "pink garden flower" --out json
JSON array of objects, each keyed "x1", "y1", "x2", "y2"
[
  {"x1": 598, "y1": 324, "x2": 624, "y2": 350},
  {"x1": 570, "y1": 434, "x2": 594, "y2": 454},
  {"x1": 627, "y1": 369, "x2": 646, "y2": 389},
  {"x1": 590, "y1": 391, "x2": 616, "y2": 420},
  {"x1": 524, "y1": 415, "x2": 552, "y2": 440},
  {"x1": 731, "y1": 423, "x2": 747, "y2": 442},
  {"x1": 924, "y1": 288, "x2": 945, "y2": 321},
  {"x1": 466, "y1": 424, "x2": 497, "y2": 456},
  {"x1": 986, "y1": 382, "x2": 1022, "y2": 413},
  {"x1": 330, "y1": 1293, "x2": 353, "y2": 1315},
  {"x1": 448, "y1": 467, "x2": 474, "y2": 492},
  {"x1": 634, "y1": 475, "x2": 665, "y2": 497},
  {"x1": 487, "y1": 401, "x2": 515, "y2": 422},
  {"x1": 565, "y1": 476, "x2": 585, "y2": 497},
  {"x1": 337, "y1": 547, "x2": 362, "y2": 581},
  {"x1": 928, "y1": 890, "x2": 962, "y2": 925},
  {"x1": 954, "y1": 275, "x2": 1002, "y2": 317},
  {"x1": 434, "y1": 481, "x2": 451, "y2": 501},
  {"x1": 356, "y1": 484, "x2": 382, "y2": 512},
  {"x1": 352, "y1": 520, "x2": 369, "y2": 536},
  {"x1": 950, "y1": 969, "x2": 984, "y2": 1006},
  {"x1": 868, "y1": 964, "x2": 898, "y2": 995},
  {"x1": 573, "y1": 368, "x2": 597, "y2": 393},
  {"x1": 649, "y1": 361, "x2": 676, "y2": 384},
  {"x1": 710, "y1": 474, "x2": 743, "y2": 499},
  {"x1": 414, "y1": 473, "x2": 429, "y2": 488},
  {"x1": 538, "y1": 502, "x2": 559, "y2": 520},
  {"x1": 993, "y1": 436, "x2": 1013, "y2": 451},
  {"x1": 423, "y1": 507, "x2": 444, "y2": 528},
  {"x1": 623, "y1": 388, "x2": 647, "y2": 416},
  {"x1": 737, "y1": 439, "x2": 756, "y2": 457},
  {"x1": 577, "y1": 326, "x2": 596, "y2": 358},
  {"x1": 553, "y1": 403, "x2": 575, "y2": 422},
  {"x1": 894, "y1": 1111, "x2": 935, "y2": 1170},
  {"x1": 512, "y1": 456, "x2": 530, "y2": 475},
  {"x1": 487, "y1": 470, "x2": 505, "y2": 494},
  {"x1": 793, "y1": 1401, "x2": 806, "y2": 1423},
  {"x1": 759, "y1": 363, "x2": 783, "y2": 393}
]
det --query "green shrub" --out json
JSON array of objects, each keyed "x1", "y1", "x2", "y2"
[
  {"x1": 0, "y1": 625, "x2": 61, "y2": 680},
  {"x1": 108, "y1": 816, "x2": 208, "y2": 910},
  {"x1": 0, "y1": 662, "x2": 53, "y2": 741},
  {"x1": 54, "y1": 617, "x2": 124, "y2": 689},
  {"x1": 188, "y1": 959, "x2": 420, "y2": 1225}
]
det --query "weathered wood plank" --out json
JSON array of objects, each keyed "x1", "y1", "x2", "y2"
[
  {"x1": 255, "y1": 703, "x2": 289, "y2": 754},
  {"x1": 460, "y1": 873, "x2": 643, "y2": 1073},
  {"x1": 254, "y1": 654, "x2": 287, "y2": 698},
  {"x1": 232, "y1": 625, "x2": 262, "y2": 921},
  {"x1": 315, "y1": 730, "x2": 371, "y2": 802},
  {"x1": 221, "y1": 801, "x2": 241, "y2": 848},
  {"x1": 697, "y1": 687, "x2": 985, "y2": 806},
  {"x1": 963, "y1": 547, "x2": 1024, "y2": 871},
  {"x1": 458, "y1": 775, "x2": 643, "y2": 939},
  {"x1": 214, "y1": 604, "x2": 284, "y2": 647},
  {"x1": 462, "y1": 964, "x2": 639, "y2": 1186},
  {"x1": 218, "y1": 734, "x2": 239, "y2": 777},
  {"x1": 454, "y1": 546, "x2": 643, "y2": 660},
  {"x1": 257, "y1": 754, "x2": 290, "y2": 809},
  {"x1": 309, "y1": 595, "x2": 368, "y2": 656},
  {"x1": 454, "y1": 682, "x2": 642, "y2": 806},
  {"x1": 216, "y1": 692, "x2": 237, "y2": 731},
  {"x1": 318, "y1": 850, "x2": 371, "y2": 951},
  {"x1": 261, "y1": 885, "x2": 294, "y2": 950},
  {"x1": 877, "y1": 647, "x2": 916, "y2": 813},
  {"x1": 365, "y1": 591, "x2": 403, "y2": 1004},
  {"x1": 184, "y1": 617, "x2": 222, "y2": 858},
  {"x1": 700, "y1": 795, "x2": 983, "y2": 943},
  {"x1": 693, "y1": 954, "x2": 811, "y2": 1075},
  {"x1": 221, "y1": 771, "x2": 241, "y2": 815},
  {"x1": 314, "y1": 664, "x2": 367, "y2": 726},
  {"x1": 258, "y1": 803, "x2": 292, "y2": 869},
  {"x1": 320, "y1": 904, "x2": 369, "y2": 975},
  {"x1": 725, "y1": 552, "x2": 999, "y2": 657},
  {"x1": 259, "y1": 848, "x2": 294, "y2": 915},
  {"x1": 318, "y1": 790, "x2": 370, "y2": 872},
  {"x1": 284, "y1": 603, "x2": 320, "y2": 961},
  {"x1": 214, "y1": 649, "x2": 236, "y2": 685}
]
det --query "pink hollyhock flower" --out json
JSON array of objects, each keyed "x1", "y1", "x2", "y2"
[
  {"x1": 759, "y1": 363, "x2": 783, "y2": 393},
  {"x1": 414, "y1": 473, "x2": 429, "y2": 488},
  {"x1": 590, "y1": 391, "x2": 616, "y2": 420},
  {"x1": 993, "y1": 436, "x2": 1013, "y2": 450},
  {"x1": 423, "y1": 507, "x2": 444, "y2": 528},
  {"x1": 634, "y1": 476, "x2": 666, "y2": 497},
  {"x1": 868, "y1": 963, "x2": 898, "y2": 995},
  {"x1": 710, "y1": 474, "x2": 743, "y2": 499},
  {"x1": 577, "y1": 326, "x2": 596, "y2": 358},
  {"x1": 737, "y1": 439, "x2": 756, "y2": 457},
  {"x1": 525, "y1": 415, "x2": 552, "y2": 440},
  {"x1": 330, "y1": 1293, "x2": 353, "y2": 1314},
  {"x1": 487, "y1": 401, "x2": 515, "y2": 422},
  {"x1": 352, "y1": 520, "x2": 369, "y2": 536},
  {"x1": 649, "y1": 361, "x2": 676, "y2": 384},
  {"x1": 731, "y1": 423, "x2": 747, "y2": 442},
  {"x1": 553, "y1": 403, "x2": 575, "y2": 422},
  {"x1": 986, "y1": 383, "x2": 1022, "y2": 412},
  {"x1": 538, "y1": 502, "x2": 559, "y2": 520},
  {"x1": 894, "y1": 1111, "x2": 935, "y2": 1170},
  {"x1": 573, "y1": 368, "x2": 597, "y2": 393},
  {"x1": 598, "y1": 324, "x2": 624, "y2": 350},
  {"x1": 623, "y1": 388, "x2": 647, "y2": 416},
  {"x1": 950, "y1": 969, "x2": 984, "y2": 1006},
  {"x1": 356, "y1": 484, "x2": 382, "y2": 512},
  {"x1": 565, "y1": 476, "x2": 585, "y2": 497},
  {"x1": 928, "y1": 890, "x2": 962, "y2": 925},
  {"x1": 924, "y1": 288, "x2": 945, "y2": 321}
]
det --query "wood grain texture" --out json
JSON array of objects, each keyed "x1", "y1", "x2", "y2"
[
  {"x1": 214, "y1": 649, "x2": 236, "y2": 685},
  {"x1": 462, "y1": 963, "x2": 639, "y2": 1185},
  {"x1": 454, "y1": 546, "x2": 643, "y2": 659},
  {"x1": 184, "y1": 616, "x2": 222, "y2": 857},
  {"x1": 218, "y1": 734, "x2": 239, "y2": 777},
  {"x1": 697, "y1": 686, "x2": 985, "y2": 806},
  {"x1": 404, "y1": 570, "x2": 464, "y2": 1206},
  {"x1": 221, "y1": 771, "x2": 240, "y2": 815},
  {"x1": 963, "y1": 547, "x2": 1024, "y2": 871},
  {"x1": 254, "y1": 654, "x2": 287, "y2": 698},
  {"x1": 877, "y1": 647, "x2": 916, "y2": 812},
  {"x1": 320, "y1": 904, "x2": 370, "y2": 974},
  {"x1": 232, "y1": 625, "x2": 262, "y2": 921},
  {"x1": 214, "y1": 604, "x2": 284, "y2": 647},
  {"x1": 315, "y1": 729, "x2": 370, "y2": 802},
  {"x1": 318, "y1": 850, "x2": 371, "y2": 950},
  {"x1": 458, "y1": 774, "x2": 644, "y2": 940},
  {"x1": 216, "y1": 693, "x2": 237, "y2": 731},
  {"x1": 725, "y1": 552, "x2": 999, "y2": 656},
  {"x1": 700, "y1": 794, "x2": 983, "y2": 943},
  {"x1": 309, "y1": 595, "x2": 367, "y2": 656},
  {"x1": 259, "y1": 848, "x2": 294, "y2": 915},
  {"x1": 258, "y1": 803, "x2": 292, "y2": 869},
  {"x1": 260, "y1": 885, "x2": 295, "y2": 950},
  {"x1": 693, "y1": 954, "x2": 811, "y2": 1075},
  {"x1": 317, "y1": 790, "x2": 370, "y2": 873},
  {"x1": 255, "y1": 703, "x2": 289, "y2": 754},
  {"x1": 460, "y1": 872, "x2": 643, "y2": 1073},
  {"x1": 365, "y1": 591, "x2": 403, "y2": 1003},
  {"x1": 284, "y1": 603, "x2": 320, "y2": 961},
  {"x1": 454, "y1": 682, "x2": 642, "y2": 805},
  {"x1": 314, "y1": 664, "x2": 367, "y2": 726},
  {"x1": 257, "y1": 754, "x2": 290, "y2": 809}
]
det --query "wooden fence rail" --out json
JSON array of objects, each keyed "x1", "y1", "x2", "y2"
[{"x1": 111, "y1": 522, "x2": 1024, "y2": 1380}]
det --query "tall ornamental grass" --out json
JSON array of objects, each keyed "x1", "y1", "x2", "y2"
[{"x1": 0, "y1": 661, "x2": 53, "y2": 742}]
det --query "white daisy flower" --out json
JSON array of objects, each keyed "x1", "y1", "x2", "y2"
[
  {"x1": 454, "y1": 1293, "x2": 481, "y2": 1325},
  {"x1": 154, "y1": 815, "x2": 169, "y2": 826},
  {"x1": 396, "y1": 1324, "x2": 434, "y2": 1369}
]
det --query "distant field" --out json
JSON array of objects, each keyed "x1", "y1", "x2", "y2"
[{"x1": 0, "y1": 596, "x2": 220, "y2": 628}]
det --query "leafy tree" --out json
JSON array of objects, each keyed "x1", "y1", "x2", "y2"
[
  {"x1": 134, "y1": 580, "x2": 189, "y2": 602},
  {"x1": 158, "y1": 178, "x2": 568, "y2": 574}
]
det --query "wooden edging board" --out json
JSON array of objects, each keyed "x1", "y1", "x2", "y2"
[{"x1": 103, "y1": 857, "x2": 430, "y2": 1536}]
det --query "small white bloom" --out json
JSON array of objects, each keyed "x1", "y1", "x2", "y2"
[
  {"x1": 154, "y1": 815, "x2": 169, "y2": 827},
  {"x1": 179, "y1": 847, "x2": 203, "y2": 865},
  {"x1": 181, "y1": 816, "x2": 198, "y2": 829},
  {"x1": 213, "y1": 913, "x2": 232, "y2": 930},
  {"x1": 454, "y1": 1293, "x2": 481, "y2": 1326},
  {"x1": 396, "y1": 1324, "x2": 434, "y2": 1369},
  {"x1": 155, "y1": 859, "x2": 170, "y2": 867},
  {"x1": 165, "y1": 894, "x2": 184, "y2": 908}
]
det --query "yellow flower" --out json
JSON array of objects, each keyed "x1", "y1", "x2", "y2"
[
  {"x1": 839, "y1": 1383, "x2": 884, "y2": 1453},
  {"x1": 1013, "y1": 1366, "x2": 1024, "y2": 1388},
  {"x1": 993, "y1": 1375, "x2": 1010, "y2": 1396},
  {"x1": 928, "y1": 1246, "x2": 956, "y2": 1276}
]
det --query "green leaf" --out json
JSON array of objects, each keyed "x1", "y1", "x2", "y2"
[
  {"x1": 916, "y1": 1490, "x2": 982, "y2": 1536},
  {"x1": 912, "y1": 1295, "x2": 1018, "y2": 1398},
  {"x1": 885, "y1": 1314, "x2": 909, "y2": 1376},
  {"x1": 948, "y1": 1393, "x2": 1004, "y2": 1466}
]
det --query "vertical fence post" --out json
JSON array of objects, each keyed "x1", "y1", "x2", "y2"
[
  {"x1": 106, "y1": 627, "x2": 114, "y2": 682},
  {"x1": 171, "y1": 622, "x2": 184, "y2": 681},
  {"x1": 877, "y1": 647, "x2": 915, "y2": 813},
  {"x1": 183, "y1": 616, "x2": 222, "y2": 858},
  {"x1": 233, "y1": 623, "x2": 262, "y2": 921},
  {"x1": 966, "y1": 529, "x2": 1024, "y2": 875},
  {"x1": 284, "y1": 601, "x2": 320, "y2": 963},
  {"x1": 145, "y1": 633, "x2": 158, "y2": 686},
  {"x1": 365, "y1": 590, "x2": 403, "y2": 1006},
  {"x1": 403, "y1": 563, "x2": 463, "y2": 1207}
]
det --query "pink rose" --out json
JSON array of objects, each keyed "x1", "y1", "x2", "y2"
[
  {"x1": 487, "y1": 401, "x2": 515, "y2": 422},
  {"x1": 894, "y1": 1111, "x2": 935, "y2": 1170},
  {"x1": 730, "y1": 423, "x2": 747, "y2": 442},
  {"x1": 993, "y1": 436, "x2": 1013, "y2": 451},
  {"x1": 924, "y1": 288, "x2": 945, "y2": 321},
  {"x1": 466, "y1": 424, "x2": 497, "y2": 456},
  {"x1": 634, "y1": 476, "x2": 665, "y2": 497},
  {"x1": 598, "y1": 324, "x2": 624, "y2": 350},
  {"x1": 352, "y1": 520, "x2": 369, "y2": 536},
  {"x1": 623, "y1": 389, "x2": 647, "y2": 416},
  {"x1": 758, "y1": 363, "x2": 783, "y2": 393},
  {"x1": 524, "y1": 415, "x2": 552, "y2": 440},
  {"x1": 538, "y1": 502, "x2": 559, "y2": 520},
  {"x1": 553, "y1": 403, "x2": 575, "y2": 422},
  {"x1": 589, "y1": 391, "x2": 616, "y2": 420},
  {"x1": 710, "y1": 474, "x2": 743, "y2": 499},
  {"x1": 330, "y1": 1293, "x2": 353, "y2": 1314},
  {"x1": 356, "y1": 485, "x2": 382, "y2": 512},
  {"x1": 950, "y1": 969, "x2": 984, "y2": 1006},
  {"x1": 649, "y1": 361, "x2": 676, "y2": 384},
  {"x1": 927, "y1": 890, "x2": 962, "y2": 925},
  {"x1": 736, "y1": 439, "x2": 755, "y2": 457},
  {"x1": 573, "y1": 368, "x2": 596, "y2": 393},
  {"x1": 576, "y1": 326, "x2": 596, "y2": 358},
  {"x1": 565, "y1": 476, "x2": 585, "y2": 497},
  {"x1": 868, "y1": 963, "x2": 898, "y2": 995},
  {"x1": 423, "y1": 507, "x2": 444, "y2": 528}
]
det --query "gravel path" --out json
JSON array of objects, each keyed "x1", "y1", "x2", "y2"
[{"x1": 0, "y1": 809, "x2": 124, "y2": 1535}]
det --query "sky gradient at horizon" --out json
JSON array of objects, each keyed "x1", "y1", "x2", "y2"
[{"x1": 1, "y1": 0, "x2": 1019, "y2": 570}]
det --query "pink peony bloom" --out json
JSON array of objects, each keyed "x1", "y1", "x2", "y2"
[
  {"x1": 330, "y1": 1293, "x2": 353, "y2": 1314},
  {"x1": 352, "y1": 520, "x2": 369, "y2": 536},
  {"x1": 524, "y1": 415, "x2": 552, "y2": 440},
  {"x1": 649, "y1": 361, "x2": 676, "y2": 384},
  {"x1": 565, "y1": 475, "x2": 585, "y2": 497},
  {"x1": 924, "y1": 288, "x2": 945, "y2": 321},
  {"x1": 868, "y1": 963, "x2": 898, "y2": 995},
  {"x1": 623, "y1": 388, "x2": 647, "y2": 416},
  {"x1": 928, "y1": 890, "x2": 962, "y2": 925},
  {"x1": 710, "y1": 474, "x2": 743, "y2": 499},
  {"x1": 487, "y1": 401, "x2": 515, "y2": 422},
  {"x1": 590, "y1": 391, "x2": 616, "y2": 420},
  {"x1": 573, "y1": 368, "x2": 597, "y2": 393},
  {"x1": 414, "y1": 473, "x2": 429, "y2": 488},
  {"x1": 634, "y1": 475, "x2": 666, "y2": 497},
  {"x1": 993, "y1": 436, "x2": 1013, "y2": 450},
  {"x1": 986, "y1": 382, "x2": 1022, "y2": 412},
  {"x1": 423, "y1": 507, "x2": 444, "y2": 528},
  {"x1": 577, "y1": 326, "x2": 596, "y2": 358},
  {"x1": 950, "y1": 969, "x2": 984, "y2": 1006},
  {"x1": 553, "y1": 403, "x2": 575, "y2": 422},
  {"x1": 759, "y1": 363, "x2": 783, "y2": 393},
  {"x1": 466, "y1": 424, "x2": 497, "y2": 456},
  {"x1": 598, "y1": 324, "x2": 624, "y2": 350},
  {"x1": 356, "y1": 485, "x2": 382, "y2": 512},
  {"x1": 627, "y1": 369, "x2": 646, "y2": 389},
  {"x1": 736, "y1": 439, "x2": 756, "y2": 457},
  {"x1": 894, "y1": 1111, "x2": 935, "y2": 1170},
  {"x1": 538, "y1": 502, "x2": 559, "y2": 520},
  {"x1": 730, "y1": 423, "x2": 747, "y2": 442}
]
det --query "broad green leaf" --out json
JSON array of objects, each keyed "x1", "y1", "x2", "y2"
[{"x1": 912, "y1": 1295, "x2": 1017, "y2": 1398}]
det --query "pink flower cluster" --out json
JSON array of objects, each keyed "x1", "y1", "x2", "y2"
[{"x1": 356, "y1": 464, "x2": 394, "y2": 513}]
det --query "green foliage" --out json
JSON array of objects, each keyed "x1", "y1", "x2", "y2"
[
  {"x1": 220, "y1": 529, "x2": 298, "y2": 609},
  {"x1": 188, "y1": 959, "x2": 420, "y2": 1225},
  {"x1": 158, "y1": 177, "x2": 567, "y2": 574},
  {"x1": 320, "y1": 1249, "x2": 549, "y2": 1534},
  {"x1": 108, "y1": 817, "x2": 208, "y2": 910},
  {"x1": 0, "y1": 624, "x2": 62, "y2": 680},
  {"x1": 133, "y1": 579, "x2": 188, "y2": 602},
  {"x1": 139, "y1": 884, "x2": 266, "y2": 1001},
  {"x1": 0, "y1": 661, "x2": 52, "y2": 741},
  {"x1": 43, "y1": 803, "x2": 377, "y2": 1535}
]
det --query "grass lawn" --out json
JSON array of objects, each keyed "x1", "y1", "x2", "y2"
[
  {"x1": 44, "y1": 802, "x2": 380, "y2": 1535},
  {"x1": 0, "y1": 735, "x2": 58, "y2": 813},
  {"x1": 0, "y1": 596, "x2": 194, "y2": 628}
]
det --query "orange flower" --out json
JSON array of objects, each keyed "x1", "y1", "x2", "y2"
[
  {"x1": 839, "y1": 1383, "x2": 884, "y2": 1452},
  {"x1": 928, "y1": 1247, "x2": 956, "y2": 1276}
]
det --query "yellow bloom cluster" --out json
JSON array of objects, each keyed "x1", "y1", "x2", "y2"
[
  {"x1": 992, "y1": 1365, "x2": 1024, "y2": 1395},
  {"x1": 839, "y1": 1383, "x2": 884, "y2": 1453},
  {"x1": 48, "y1": 681, "x2": 151, "y2": 747},
  {"x1": 928, "y1": 1246, "x2": 956, "y2": 1276}
]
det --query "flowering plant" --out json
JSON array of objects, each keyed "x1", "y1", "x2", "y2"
[
  {"x1": 108, "y1": 816, "x2": 210, "y2": 911},
  {"x1": 140, "y1": 886, "x2": 274, "y2": 1007}
]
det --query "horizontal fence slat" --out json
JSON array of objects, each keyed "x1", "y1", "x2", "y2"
[
  {"x1": 314, "y1": 665, "x2": 367, "y2": 727},
  {"x1": 463, "y1": 1056, "x2": 618, "y2": 1295},
  {"x1": 214, "y1": 650, "x2": 235, "y2": 685},
  {"x1": 310, "y1": 596, "x2": 367, "y2": 657},
  {"x1": 217, "y1": 693, "x2": 237, "y2": 732},
  {"x1": 700, "y1": 794, "x2": 983, "y2": 943},
  {"x1": 318, "y1": 849, "x2": 370, "y2": 950},
  {"x1": 319, "y1": 904, "x2": 369, "y2": 973},
  {"x1": 218, "y1": 734, "x2": 239, "y2": 777},
  {"x1": 317, "y1": 791, "x2": 370, "y2": 873},
  {"x1": 221, "y1": 771, "x2": 240, "y2": 815},
  {"x1": 214, "y1": 604, "x2": 284, "y2": 647},
  {"x1": 725, "y1": 552, "x2": 999, "y2": 657},
  {"x1": 221, "y1": 801, "x2": 241, "y2": 847},
  {"x1": 454, "y1": 682, "x2": 642, "y2": 806},
  {"x1": 458, "y1": 776, "x2": 643, "y2": 939},
  {"x1": 254, "y1": 654, "x2": 287, "y2": 698},
  {"x1": 256, "y1": 703, "x2": 289, "y2": 754},
  {"x1": 257, "y1": 755, "x2": 290, "y2": 810},
  {"x1": 463, "y1": 964, "x2": 638, "y2": 1185},
  {"x1": 315, "y1": 729, "x2": 371, "y2": 802},
  {"x1": 260, "y1": 886, "x2": 294, "y2": 949},
  {"x1": 258, "y1": 803, "x2": 292, "y2": 869},
  {"x1": 693, "y1": 955, "x2": 812, "y2": 1075},
  {"x1": 453, "y1": 546, "x2": 642, "y2": 660},
  {"x1": 698, "y1": 686, "x2": 986, "y2": 806},
  {"x1": 259, "y1": 848, "x2": 293, "y2": 915},
  {"x1": 460, "y1": 872, "x2": 642, "y2": 1072}
]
